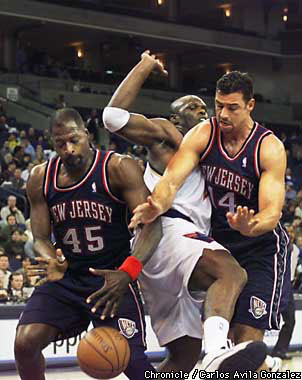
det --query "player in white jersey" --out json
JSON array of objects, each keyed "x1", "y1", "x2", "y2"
[{"x1": 101, "y1": 51, "x2": 267, "y2": 374}]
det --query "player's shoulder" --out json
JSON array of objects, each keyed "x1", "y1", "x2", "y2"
[
  {"x1": 261, "y1": 133, "x2": 285, "y2": 154},
  {"x1": 107, "y1": 153, "x2": 142, "y2": 175},
  {"x1": 29, "y1": 162, "x2": 48, "y2": 182}
]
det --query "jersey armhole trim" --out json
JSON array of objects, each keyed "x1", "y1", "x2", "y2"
[
  {"x1": 102, "y1": 151, "x2": 125, "y2": 204},
  {"x1": 254, "y1": 130, "x2": 272, "y2": 178},
  {"x1": 200, "y1": 117, "x2": 216, "y2": 161},
  {"x1": 43, "y1": 159, "x2": 53, "y2": 199}
]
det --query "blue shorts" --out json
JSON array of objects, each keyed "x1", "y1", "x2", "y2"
[
  {"x1": 231, "y1": 229, "x2": 290, "y2": 331},
  {"x1": 18, "y1": 271, "x2": 154, "y2": 379}
]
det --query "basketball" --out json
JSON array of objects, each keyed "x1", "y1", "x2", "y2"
[{"x1": 77, "y1": 327, "x2": 130, "y2": 379}]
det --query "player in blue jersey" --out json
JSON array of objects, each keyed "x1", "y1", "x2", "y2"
[
  {"x1": 14, "y1": 108, "x2": 162, "y2": 380},
  {"x1": 101, "y1": 52, "x2": 267, "y2": 374},
  {"x1": 130, "y1": 70, "x2": 289, "y2": 369}
]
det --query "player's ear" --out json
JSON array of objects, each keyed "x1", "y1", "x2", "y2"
[
  {"x1": 84, "y1": 127, "x2": 89, "y2": 136},
  {"x1": 247, "y1": 98, "x2": 255, "y2": 112}
]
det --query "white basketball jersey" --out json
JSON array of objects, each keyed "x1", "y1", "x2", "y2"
[{"x1": 144, "y1": 162, "x2": 211, "y2": 235}]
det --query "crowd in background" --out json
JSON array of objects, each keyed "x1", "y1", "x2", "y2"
[{"x1": 0, "y1": 101, "x2": 302, "y2": 305}]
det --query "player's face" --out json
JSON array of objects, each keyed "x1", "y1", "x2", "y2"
[
  {"x1": 180, "y1": 99, "x2": 208, "y2": 131},
  {"x1": 215, "y1": 91, "x2": 255, "y2": 133},
  {"x1": 52, "y1": 122, "x2": 91, "y2": 171}
]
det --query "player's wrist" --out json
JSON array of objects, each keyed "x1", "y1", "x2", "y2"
[{"x1": 118, "y1": 256, "x2": 143, "y2": 281}]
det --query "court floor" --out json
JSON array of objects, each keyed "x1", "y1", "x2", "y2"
[{"x1": 1, "y1": 355, "x2": 302, "y2": 379}]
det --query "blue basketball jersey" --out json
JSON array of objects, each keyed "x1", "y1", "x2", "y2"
[
  {"x1": 201, "y1": 117, "x2": 286, "y2": 256},
  {"x1": 43, "y1": 149, "x2": 131, "y2": 273}
]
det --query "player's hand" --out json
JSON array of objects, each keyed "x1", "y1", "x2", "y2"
[
  {"x1": 26, "y1": 249, "x2": 68, "y2": 286},
  {"x1": 226, "y1": 206, "x2": 260, "y2": 237},
  {"x1": 128, "y1": 195, "x2": 163, "y2": 228},
  {"x1": 140, "y1": 50, "x2": 168, "y2": 76},
  {"x1": 87, "y1": 269, "x2": 131, "y2": 320}
]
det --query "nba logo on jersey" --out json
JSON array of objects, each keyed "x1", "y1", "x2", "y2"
[
  {"x1": 242, "y1": 157, "x2": 247, "y2": 168},
  {"x1": 118, "y1": 318, "x2": 138, "y2": 339},
  {"x1": 91, "y1": 182, "x2": 97, "y2": 192},
  {"x1": 248, "y1": 296, "x2": 267, "y2": 319}
]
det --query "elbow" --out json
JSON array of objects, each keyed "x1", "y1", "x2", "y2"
[{"x1": 102, "y1": 107, "x2": 130, "y2": 133}]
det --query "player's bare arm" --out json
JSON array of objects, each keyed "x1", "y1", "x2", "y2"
[
  {"x1": 108, "y1": 50, "x2": 167, "y2": 111},
  {"x1": 88, "y1": 155, "x2": 162, "y2": 319},
  {"x1": 26, "y1": 164, "x2": 68, "y2": 284},
  {"x1": 103, "y1": 50, "x2": 181, "y2": 150},
  {"x1": 129, "y1": 120, "x2": 212, "y2": 227},
  {"x1": 227, "y1": 135, "x2": 286, "y2": 237}
]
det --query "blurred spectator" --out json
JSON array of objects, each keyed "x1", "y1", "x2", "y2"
[
  {"x1": 55, "y1": 94, "x2": 67, "y2": 109},
  {"x1": 3, "y1": 229, "x2": 26, "y2": 271},
  {"x1": 7, "y1": 132, "x2": 20, "y2": 152},
  {"x1": 24, "y1": 219, "x2": 36, "y2": 259},
  {"x1": 0, "y1": 163, "x2": 4, "y2": 186},
  {"x1": 20, "y1": 137, "x2": 36, "y2": 161},
  {"x1": 21, "y1": 162, "x2": 34, "y2": 183},
  {"x1": 11, "y1": 168, "x2": 26, "y2": 192},
  {"x1": 16, "y1": 257, "x2": 36, "y2": 294},
  {"x1": 285, "y1": 182, "x2": 297, "y2": 201},
  {"x1": 0, "y1": 270, "x2": 8, "y2": 303},
  {"x1": 28, "y1": 127, "x2": 38, "y2": 146},
  {"x1": 0, "y1": 214, "x2": 20, "y2": 243},
  {"x1": 281, "y1": 200, "x2": 297, "y2": 225},
  {"x1": 0, "y1": 253, "x2": 11, "y2": 288},
  {"x1": 7, "y1": 272, "x2": 28, "y2": 303},
  {"x1": 0, "y1": 115, "x2": 9, "y2": 131},
  {"x1": 2, "y1": 161, "x2": 17, "y2": 183},
  {"x1": 35, "y1": 144, "x2": 46, "y2": 163},
  {"x1": 1, "y1": 141, "x2": 11, "y2": 157},
  {"x1": 13, "y1": 145, "x2": 26, "y2": 168},
  {"x1": 86, "y1": 109, "x2": 101, "y2": 143},
  {"x1": 0, "y1": 195, "x2": 26, "y2": 225},
  {"x1": 295, "y1": 199, "x2": 302, "y2": 220}
]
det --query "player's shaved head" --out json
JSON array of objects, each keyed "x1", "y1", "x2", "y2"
[
  {"x1": 170, "y1": 95, "x2": 205, "y2": 114},
  {"x1": 50, "y1": 108, "x2": 85, "y2": 133}
]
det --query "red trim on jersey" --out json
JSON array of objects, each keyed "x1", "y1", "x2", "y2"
[
  {"x1": 43, "y1": 159, "x2": 54, "y2": 199},
  {"x1": 54, "y1": 150, "x2": 101, "y2": 192},
  {"x1": 218, "y1": 121, "x2": 259, "y2": 161},
  {"x1": 200, "y1": 117, "x2": 216, "y2": 161},
  {"x1": 102, "y1": 151, "x2": 125, "y2": 204},
  {"x1": 253, "y1": 130, "x2": 272, "y2": 178}
]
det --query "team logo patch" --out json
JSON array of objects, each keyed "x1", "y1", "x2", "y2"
[
  {"x1": 248, "y1": 296, "x2": 268, "y2": 319},
  {"x1": 184, "y1": 232, "x2": 214, "y2": 243},
  {"x1": 118, "y1": 318, "x2": 138, "y2": 339}
]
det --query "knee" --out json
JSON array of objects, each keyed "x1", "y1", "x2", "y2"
[
  {"x1": 211, "y1": 250, "x2": 248, "y2": 289},
  {"x1": 15, "y1": 326, "x2": 43, "y2": 359}
]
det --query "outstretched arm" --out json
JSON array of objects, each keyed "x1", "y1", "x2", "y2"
[
  {"x1": 227, "y1": 135, "x2": 286, "y2": 237},
  {"x1": 103, "y1": 51, "x2": 181, "y2": 148},
  {"x1": 129, "y1": 121, "x2": 212, "y2": 227}
]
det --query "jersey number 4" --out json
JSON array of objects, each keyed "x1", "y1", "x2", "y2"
[
  {"x1": 62, "y1": 227, "x2": 104, "y2": 253},
  {"x1": 208, "y1": 186, "x2": 236, "y2": 213}
]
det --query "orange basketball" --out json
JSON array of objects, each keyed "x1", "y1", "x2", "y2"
[{"x1": 77, "y1": 327, "x2": 130, "y2": 379}]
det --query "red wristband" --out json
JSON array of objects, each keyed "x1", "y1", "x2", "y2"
[{"x1": 118, "y1": 256, "x2": 143, "y2": 281}]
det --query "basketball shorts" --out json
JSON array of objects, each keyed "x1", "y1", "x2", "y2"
[
  {"x1": 231, "y1": 227, "x2": 290, "y2": 330},
  {"x1": 18, "y1": 272, "x2": 148, "y2": 361},
  {"x1": 138, "y1": 215, "x2": 228, "y2": 347}
]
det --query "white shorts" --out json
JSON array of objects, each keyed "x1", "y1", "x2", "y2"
[{"x1": 138, "y1": 216, "x2": 227, "y2": 347}]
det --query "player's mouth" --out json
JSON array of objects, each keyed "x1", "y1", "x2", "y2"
[{"x1": 219, "y1": 120, "x2": 233, "y2": 129}]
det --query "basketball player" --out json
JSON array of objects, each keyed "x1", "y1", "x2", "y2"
[
  {"x1": 101, "y1": 51, "x2": 267, "y2": 373},
  {"x1": 14, "y1": 108, "x2": 162, "y2": 380},
  {"x1": 129, "y1": 70, "x2": 290, "y2": 364}
]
